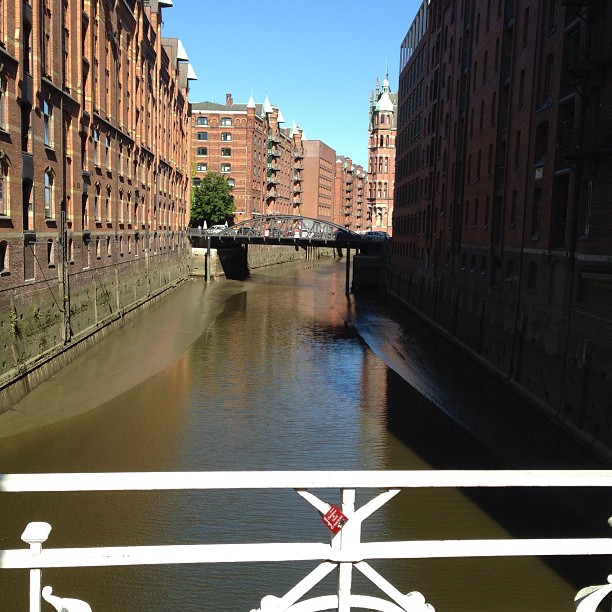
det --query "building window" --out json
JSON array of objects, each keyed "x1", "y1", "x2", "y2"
[
  {"x1": 0, "y1": 240, "x2": 8, "y2": 274},
  {"x1": 43, "y1": 100, "x2": 52, "y2": 147},
  {"x1": 44, "y1": 170, "x2": 53, "y2": 218},
  {"x1": 197, "y1": 132, "x2": 208, "y2": 141},
  {"x1": 197, "y1": 147, "x2": 207, "y2": 156},
  {"x1": 0, "y1": 75, "x2": 7, "y2": 130},
  {"x1": 221, "y1": 132, "x2": 232, "y2": 142},
  {"x1": 227, "y1": 178, "x2": 235, "y2": 187},
  {"x1": 94, "y1": 186, "x2": 100, "y2": 221},
  {"x1": 547, "y1": 0, "x2": 557, "y2": 32},
  {"x1": 221, "y1": 117, "x2": 232, "y2": 126},
  {"x1": 47, "y1": 238, "x2": 55, "y2": 267},
  {"x1": 0, "y1": 162, "x2": 7, "y2": 216},
  {"x1": 93, "y1": 129, "x2": 99, "y2": 165},
  {"x1": 221, "y1": 148, "x2": 231, "y2": 157},
  {"x1": 105, "y1": 134, "x2": 111, "y2": 168},
  {"x1": 197, "y1": 116, "x2": 208, "y2": 126},
  {"x1": 196, "y1": 163, "x2": 207, "y2": 172},
  {"x1": 543, "y1": 54, "x2": 554, "y2": 102},
  {"x1": 221, "y1": 163, "x2": 231, "y2": 173}
]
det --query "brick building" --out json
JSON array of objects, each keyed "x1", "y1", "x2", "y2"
[
  {"x1": 0, "y1": 0, "x2": 192, "y2": 285},
  {"x1": 367, "y1": 74, "x2": 397, "y2": 234},
  {"x1": 334, "y1": 156, "x2": 367, "y2": 231},
  {"x1": 190, "y1": 93, "x2": 304, "y2": 221},
  {"x1": 0, "y1": 0, "x2": 193, "y2": 406},
  {"x1": 301, "y1": 140, "x2": 336, "y2": 222},
  {"x1": 392, "y1": 0, "x2": 612, "y2": 455}
]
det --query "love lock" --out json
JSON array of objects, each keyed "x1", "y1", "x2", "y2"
[{"x1": 321, "y1": 504, "x2": 348, "y2": 534}]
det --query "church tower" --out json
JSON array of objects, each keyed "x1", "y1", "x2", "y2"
[{"x1": 367, "y1": 72, "x2": 397, "y2": 234}]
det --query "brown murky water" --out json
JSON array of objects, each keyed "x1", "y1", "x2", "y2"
[{"x1": 0, "y1": 259, "x2": 606, "y2": 610}]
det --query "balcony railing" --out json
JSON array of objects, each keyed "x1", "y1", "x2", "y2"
[{"x1": 1, "y1": 470, "x2": 611, "y2": 612}]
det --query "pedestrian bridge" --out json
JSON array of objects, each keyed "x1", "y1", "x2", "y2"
[
  {"x1": 187, "y1": 215, "x2": 387, "y2": 248},
  {"x1": 1, "y1": 470, "x2": 611, "y2": 611}
]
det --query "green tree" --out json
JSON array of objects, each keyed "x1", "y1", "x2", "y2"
[{"x1": 190, "y1": 173, "x2": 235, "y2": 227}]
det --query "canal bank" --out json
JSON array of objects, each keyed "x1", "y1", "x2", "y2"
[
  {"x1": 0, "y1": 259, "x2": 608, "y2": 611},
  {"x1": 0, "y1": 243, "x2": 335, "y2": 416},
  {"x1": 385, "y1": 280, "x2": 612, "y2": 464}
]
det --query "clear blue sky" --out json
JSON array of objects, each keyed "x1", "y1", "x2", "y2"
[{"x1": 161, "y1": 1, "x2": 420, "y2": 168}]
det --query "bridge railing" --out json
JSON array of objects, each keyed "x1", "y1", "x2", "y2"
[
  {"x1": 186, "y1": 216, "x2": 363, "y2": 241},
  {"x1": 1, "y1": 470, "x2": 611, "y2": 612}
]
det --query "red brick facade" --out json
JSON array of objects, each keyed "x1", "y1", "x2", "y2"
[
  {"x1": 302, "y1": 140, "x2": 335, "y2": 222},
  {"x1": 334, "y1": 157, "x2": 366, "y2": 231},
  {"x1": 0, "y1": 0, "x2": 191, "y2": 286},
  {"x1": 190, "y1": 94, "x2": 304, "y2": 221},
  {"x1": 367, "y1": 75, "x2": 397, "y2": 234}
]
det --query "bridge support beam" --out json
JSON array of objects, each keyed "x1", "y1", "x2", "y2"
[
  {"x1": 205, "y1": 237, "x2": 211, "y2": 283},
  {"x1": 345, "y1": 248, "x2": 351, "y2": 296}
]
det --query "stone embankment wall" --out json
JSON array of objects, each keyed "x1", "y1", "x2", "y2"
[
  {"x1": 386, "y1": 267, "x2": 612, "y2": 462},
  {"x1": 190, "y1": 243, "x2": 331, "y2": 279},
  {"x1": 0, "y1": 243, "x2": 332, "y2": 413},
  {"x1": 0, "y1": 249, "x2": 191, "y2": 413}
]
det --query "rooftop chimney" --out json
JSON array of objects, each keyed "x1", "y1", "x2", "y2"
[{"x1": 226, "y1": 92, "x2": 233, "y2": 107}]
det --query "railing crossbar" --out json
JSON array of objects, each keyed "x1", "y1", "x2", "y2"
[
  {"x1": 2, "y1": 537, "x2": 612, "y2": 570},
  {"x1": 2, "y1": 469, "x2": 612, "y2": 492}
]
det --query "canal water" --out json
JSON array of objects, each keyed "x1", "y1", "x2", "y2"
[{"x1": 0, "y1": 258, "x2": 607, "y2": 611}]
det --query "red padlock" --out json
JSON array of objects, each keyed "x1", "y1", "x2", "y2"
[{"x1": 321, "y1": 504, "x2": 348, "y2": 534}]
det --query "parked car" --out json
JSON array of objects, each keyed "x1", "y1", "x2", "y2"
[
  {"x1": 207, "y1": 225, "x2": 227, "y2": 234},
  {"x1": 334, "y1": 229, "x2": 361, "y2": 240},
  {"x1": 363, "y1": 231, "x2": 390, "y2": 241}
]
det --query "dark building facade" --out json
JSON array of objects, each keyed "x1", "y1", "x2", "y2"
[{"x1": 392, "y1": 0, "x2": 612, "y2": 456}]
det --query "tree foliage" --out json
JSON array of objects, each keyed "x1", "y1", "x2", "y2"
[{"x1": 190, "y1": 173, "x2": 235, "y2": 227}]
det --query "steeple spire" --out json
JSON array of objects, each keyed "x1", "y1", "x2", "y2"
[{"x1": 247, "y1": 89, "x2": 255, "y2": 109}]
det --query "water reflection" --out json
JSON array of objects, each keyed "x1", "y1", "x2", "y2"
[{"x1": 0, "y1": 259, "x2": 603, "y2": 611}]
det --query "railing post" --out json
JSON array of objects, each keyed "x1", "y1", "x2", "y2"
[
  {"x1": 336, "y1": 488, "x2": 356, "y2": 612},
  {"x1": 21, "y1": 522, "x2": 52, "y2": 612}
]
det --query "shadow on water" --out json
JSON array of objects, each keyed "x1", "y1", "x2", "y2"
[{"x1": 384, "y1": 343, "x2": 611, "y2": 590}]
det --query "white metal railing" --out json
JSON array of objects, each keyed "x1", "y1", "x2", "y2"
[{"x1": 1, "y1": 470, "x2": 612, "y2": 611}]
